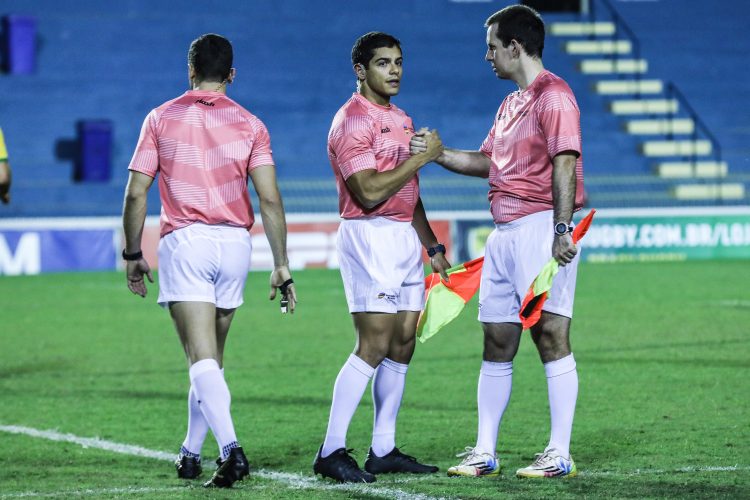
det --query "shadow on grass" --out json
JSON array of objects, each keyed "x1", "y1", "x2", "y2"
[
  {"x1": 579, "y1": 337, "x2": 748, "y2": 355},
  {"x1": 0, "y1": 360, "x2": 75, "y2": 379}
]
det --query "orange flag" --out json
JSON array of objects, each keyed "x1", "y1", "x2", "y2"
[
  {"x1": 416, "y1": 256, "x2": 484, "y2": 342},
  {"x1": 519, "y1": 209, "x2": 596, "y2": 329}
]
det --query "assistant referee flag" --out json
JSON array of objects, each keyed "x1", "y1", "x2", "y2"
[
  {"x1": 416, "y1": 256, "x2": 483, "y2": 342},
  {"x1": 519, "y1": 209, "x2": 596, "y2": 329}
]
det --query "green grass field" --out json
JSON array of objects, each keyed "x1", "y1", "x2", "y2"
[{"x1": 1, "y1": 261, "x2": 749, "y2": 499}]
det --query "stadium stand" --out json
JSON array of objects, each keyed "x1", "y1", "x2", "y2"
[{"x1": 0, "y1": 0, "x2": 748, "y2": 217}]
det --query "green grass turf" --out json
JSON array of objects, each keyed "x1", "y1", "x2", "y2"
[{"x1": 0, "y1": 261, "x2": 748, "y2": 498}]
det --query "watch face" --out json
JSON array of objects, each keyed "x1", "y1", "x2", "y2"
[{"x1": 555, "y1": 223, "x2": 569, "y2": 235}]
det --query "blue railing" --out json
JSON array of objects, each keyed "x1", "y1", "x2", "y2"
[
  {"x1": 588, "y1": 0, "x2": 641, "y2": 76},
  {"x1": 664, "y1": 82, "x2": 723, "y2": 166},
  {"x1": 586, "y1": 0, "x2": 723, "y2": 168}
]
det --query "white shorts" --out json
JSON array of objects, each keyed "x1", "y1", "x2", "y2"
[
  {"x1": 157, "y1": 223, "x2": 252, "y2": 309},
  {"x1": 337, "y1": 218, "x2": 425, "y2": 313},
  {"x1": 478, "y1": 210, "x2": 580, "y2": 324}
]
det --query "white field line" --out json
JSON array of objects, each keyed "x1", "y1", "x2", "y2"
[
  {"x1": 1, "y1": 424, "x2": 748, "y2": 498},
  {"x1": 0, "y1": 424, "x2": 448, "y2": 500},
  {"x1": 0, "y1": 487, "x2": 186, "y2": 498},
  {"x1": 253, "y1": 470, "x2": 444, "y2": 499},
  {"x1": 581, "y1": 464, "x2": 750, "y2": 477},
  {"x1": 0, "y1": 424, "x2": 174, "y2": 460}
]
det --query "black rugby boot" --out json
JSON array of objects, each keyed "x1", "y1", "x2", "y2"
[
  {"x1": 203, "y1": 447, "x2": 250, "y2": 488},
  {"x1": 364, "y1": 447, "x2": 439, "y2": 474},
  {"x1": 175, "y1": 454, "x2": 202, "y2": 479},
  {"x1": 313, "y1": 445, "x2": 376, "y2": 483}
]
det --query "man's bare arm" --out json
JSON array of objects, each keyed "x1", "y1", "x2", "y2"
[
  {"x1": 436, "y1": 148, "x2": 492, "y2": 178},
  {"x1": 249, "y1": 164, "x2": 297, "y2": 313},
  {"x1": 122, "y1": 171, "x2": 155, "y2": 296},
  {"x1": 410, "y1": 132, "x2": 491, "y2": 178},
  {"x1": 551, "y1": 152, "x2": 578, "y2": 266},
  {"x1": 0, "y1": 160, "x2": 11, "y2": 204},
  {"x1": 346, "y1": 131, "x2": 443, "y2": 209},
  {"x1": 411, "y1": 197, "x2": 450, "y2": 280}
]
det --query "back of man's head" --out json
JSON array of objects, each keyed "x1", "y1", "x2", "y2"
[
  {"x1": 351, "y1": 31, "x2": 401, "y2": 68},
  {"x1": 485, "y1": 5, "x2": 545, "y2": 59},
  {"x1": 188, "y1": 34, "x2": 233, "y2": 83}
]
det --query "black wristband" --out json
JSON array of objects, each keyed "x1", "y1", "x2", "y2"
[
  {"x1": 279, "y1": 278, "x2": 294, "y2": 296},
  {"x1": 122, "y1": 249, "x2": 143, "y2": 261},
  {"x1": 427, "y1": 243, "x2": 446, "y2": 258}
]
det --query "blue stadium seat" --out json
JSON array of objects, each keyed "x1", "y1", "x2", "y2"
[{"x1": 0, "y1": 0, "x2": 747, "y2": 216}]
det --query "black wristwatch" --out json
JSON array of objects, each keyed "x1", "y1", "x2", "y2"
[
  {"x1": 554, "y1": 222, "x2": 573, "y2": 236},
  {"x1": 122, "y1": 249, "x2": 143, "y2": 261},
  {"x1": 427, "y1": 243, "x2": 446, "y2": 257}
]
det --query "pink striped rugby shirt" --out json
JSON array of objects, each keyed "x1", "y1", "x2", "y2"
[
  {"x1": 480, "y1": 70, "x2": 585, "y2": 224},
  {"x1": 328, "y1": 93, "x2": 418, "y2": 222},
  {"x1": 128, "y1": 90, "x2": 274, "y2": 237}
]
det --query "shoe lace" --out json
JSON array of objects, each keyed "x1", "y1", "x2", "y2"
[
  {"x1": 531, "y1": 451, "x2": 551, "y2": 467},
  {"x1": 456, "y1": 446, "x2": 489, "y2": 466},
  {"x1": 391, "y1": 447, "x2": 417, "y2": 462}
]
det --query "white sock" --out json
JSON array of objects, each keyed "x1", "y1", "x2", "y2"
[
  {"x1": 321, "y1": 354, "x2": 375, "y2": 457},
  {"x1": 180, "y1": 368, "x2": 224, "y2": 457},
  {"x1": 475, "y1": 361, "x2": 513, "y2": 456},
  {"x1": 189, "y1": 359, "x2": 239, "y2": 460},
  {"x1": 371, "y1": 358, "x2": 409, "y2": 457},
  {"x1": 544, "y1": 354, "x2": 578, "y2": 458}
]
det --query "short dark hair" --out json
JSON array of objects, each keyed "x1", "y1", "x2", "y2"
[
  {"x1": 485, "y1": 5, "x2": 545, "y2": 58},
  {"x1": 188, "y1": 34, "x2": 233, "y2": 82},
  {"x1": 351, "y1": 32, "x2": 401, "y2": 67}
]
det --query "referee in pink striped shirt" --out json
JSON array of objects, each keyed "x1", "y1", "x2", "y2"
[
  {"x1": 313, "y1": 31, "x2": 449, "y2": 484},
  {"x1": 411, "y1": 5, "x2": 585, "y2": 480},
  {"x1": 122, "y1": 33, "x2": 296, "y2": 488}
]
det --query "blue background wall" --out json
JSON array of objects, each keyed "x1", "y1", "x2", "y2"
[{"x1": 0, "y1": 0, "x2": 748, "y2": 216}]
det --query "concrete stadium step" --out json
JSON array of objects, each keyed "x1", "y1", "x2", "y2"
[
  {"x1": 672, "y1": 183, "x2": 745, "y2": 200},
  {"x1": 655, "y1": 161, "x2": 728, "y2": 178},
  {"x1": 564, "y1": 40, "x2": 631, "y2": 55},
  {"x1": 641, "y1": 140, "x2": 712, "y2": 156},
  {"x1": 594, "y1": 79, "x2": 663, "y2": 95},
  {"x1": 625, "y1": 118, "x2": 695, "y2": 135},
  {"x1": 580, "y1": 59, "x2": 647, "y2": 74},
  {"x1": 610, "y1": 99, "x2": 678, "y2": 114},
  {"x1": 549, "y1": 22, "x2": 616, "y2": 36},
  {"x1": 583, "y1": 173, "x2": 748, "y2": 207}
]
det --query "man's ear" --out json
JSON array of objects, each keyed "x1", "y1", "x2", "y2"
[
  {"x1": 227, "y1": 67, "x2": 237, "y2": 84},
  {"x1": 354, "y1": 63, "x2": 366, "y2": 80},
  {"x1": 511, "y1": 39, "x2": 522, "y2": 58}
]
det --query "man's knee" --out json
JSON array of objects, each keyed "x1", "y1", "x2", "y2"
[
  {"x1": 352, "y1": 312, "x2": 399, "y2": 366},
  {"x1": 387, "y1": 335, "x2": 416, "y2": 364},
  {"x1": 355, "y1": 337, "x2": 390, "y2": 367},
  {"x1": 482, "y1": 322, "x2": 522, "y2": 362},
  {"x1": 531, "y1": 312, "x2": 572, "y2": 362}
]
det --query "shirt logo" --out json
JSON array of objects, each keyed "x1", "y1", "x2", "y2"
[
  {"x1": 403, "y1": 125, "x2": 414, "y2": 135},
  {"x1": 381, "y1": 127, "x2": 391, "y2": 134},
  {"x1": 195, "y1": 99, "x2": 215, "y2": 107}
]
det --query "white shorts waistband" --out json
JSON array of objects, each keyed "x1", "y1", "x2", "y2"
[{"x1": 340, "y1": 217, "x2": 412, "y2": 228}]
